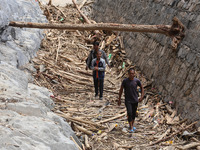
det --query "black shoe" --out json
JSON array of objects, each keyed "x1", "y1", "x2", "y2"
[{"x1": 99, "y1": 97, "x2": 103, "y2": 100}]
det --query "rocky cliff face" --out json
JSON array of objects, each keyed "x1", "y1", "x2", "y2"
[
  {"x1": 0, "y1": 0, "x2": 78, "y2": 149},
  {"x1": 92, "y1": 0, "x2": 200, "y2": 125}
]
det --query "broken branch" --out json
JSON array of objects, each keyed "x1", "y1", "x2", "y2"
[{"x1": 148, "y1": 121, "x2": 198, "y2": 146}]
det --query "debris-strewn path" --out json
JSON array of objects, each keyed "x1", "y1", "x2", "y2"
[{"x1": 33, "y1": 3, "x2": 199, "y2": 150}]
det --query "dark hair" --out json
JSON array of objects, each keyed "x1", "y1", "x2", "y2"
[
  {"x1": 93, "y1": 41, "x2": 99, "y2": 46},
  {"x1": 128, "y1": 68, "x2": 135, "y2": 73}
]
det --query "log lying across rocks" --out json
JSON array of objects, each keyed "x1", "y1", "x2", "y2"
[
  {"x1": 9, "y1": 18, "x2": 183, "y2": 36},
  {"x1": 9, "y1": 17, "x2": 185, "y2": 49}
]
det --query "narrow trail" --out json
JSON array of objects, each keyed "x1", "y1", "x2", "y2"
[{"x1": 32, "y1": 3, "x2": 198, "y2": 150}]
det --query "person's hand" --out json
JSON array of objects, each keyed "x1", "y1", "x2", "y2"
[
  {"x1": 118, "y1": 99, "x2": 121, "y2": 106},
  {"x1": 139, "y1": 97, "x2": 143, "y2": 102},
  {"x1": 94, "y1": 67, "x2": 98, "y2": 70},
  {"x1": 86, "y1": 66, "x2": 88, "y2": 70}
]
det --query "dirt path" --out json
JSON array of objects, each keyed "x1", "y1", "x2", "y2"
[{"x1": 32, "y1": 3, "x2": 198, "y2": 150}]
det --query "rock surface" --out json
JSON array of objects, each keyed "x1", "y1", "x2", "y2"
[
  {"x1": 0, "y1": 0, "x2": 78, "y2": 149},
  {"x1": 91, "y1": 0, "x2": 200, "y2": 126}
]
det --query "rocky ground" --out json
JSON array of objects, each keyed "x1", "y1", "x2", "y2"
[{"x1": 32, "y1": 2, "x2": 200, "y2": 150}]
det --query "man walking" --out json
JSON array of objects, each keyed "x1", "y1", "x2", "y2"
[
  {"x1": 118, "y1": 68, "x2": 144, "y2": 132},
  {"x1": 86, "y1": 41, "x2": 110, "y2": 70},
  {"x1": 91, "y1": 51, "x2": 106, "y2": 100}
]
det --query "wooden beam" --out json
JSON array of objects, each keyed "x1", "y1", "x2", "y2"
[
  {"x1": 9, "y1": 21, "x2": 171, "y2": 35},
  {"x1": 9, "y1": 17, "x2": 185, "y2": 49}
]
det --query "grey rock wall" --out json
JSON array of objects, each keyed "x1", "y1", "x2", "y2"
[
  {"x1": 92, "y1": 0, "x2": 200, "y2": 126},
  {"x1": 0, "y1": 0, "x2": 78, "y2": 149}
]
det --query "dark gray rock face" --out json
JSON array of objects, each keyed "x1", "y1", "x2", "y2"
[
  {"x1": 92, "y1": 0, "x2": 200, "y2": 126},
  {"x1": 0, "y1": 0, "x2": 78, "y2": 149}
]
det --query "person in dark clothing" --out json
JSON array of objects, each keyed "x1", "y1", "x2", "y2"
[
  {"x1": 118, "y1": 68, "x2": 144, "y2": 132},
  {"x1": 86, "y1": 41, "x2": 110, "y2": 70},
  {"x1": 91, "y1": 51, "x2": 106, "y2": 100}
]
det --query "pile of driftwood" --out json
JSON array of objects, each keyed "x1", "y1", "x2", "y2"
[{"x1": 32, "y1": 1, "x2": 199, "y2": 150}]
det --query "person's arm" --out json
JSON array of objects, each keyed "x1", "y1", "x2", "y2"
[
  {"x1": 90, "y1": 59, "x2": 95, "y2": 70},
  {"x1": 98, "y1": 59, "x2": 106, "y2": 71},
  {"x1": 86, "y1": 51, "x2": 92, "y2": 68},
  {"x1": 139, "y1": 84, "x2": 144, "y2": 102},
  {"x1": 118, "y1": 84, "x2": 124, "y2": 106},
  {"x1": 102, "y1": 50, "x2": 110, "y2": 66}
]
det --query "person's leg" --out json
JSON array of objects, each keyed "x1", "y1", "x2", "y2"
[
  {"x1": 125, "y1": 102, "x2": 133, "y2": 130},
  {"x1": 131, "y1": 103, "x2": 138, "y2": 130},
  {"x1": 93, "y1": 77, "x2": 98, "y2": 97},
  {"x1": 99, "y1": 78, "x2": 104, "y2": 99}
]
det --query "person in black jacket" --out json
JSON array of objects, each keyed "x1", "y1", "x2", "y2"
[
  {"x1": 91, "y1": 51, "x2": 106, "y2": 100},
  {"x1": 86, "y1": 41, "x2": 110, "y2": 70}
]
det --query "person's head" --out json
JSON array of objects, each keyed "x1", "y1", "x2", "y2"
[
  {"x1": 128, "y1": 68, "x2": 135, "y2": 80},
  {"x1": 96, "y1": 51, "x2": 102, "y2": 59},
  {"x1": 93, "y1": 41, "x2": 99, "y2": 51}
]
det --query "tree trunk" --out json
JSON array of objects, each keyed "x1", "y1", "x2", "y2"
[
  {"x1": 9, "y1": 17, "x2": 185, "y2": 49},
  {"x1": 10, "y1": 21, "x2": 171, "y2": 35}
]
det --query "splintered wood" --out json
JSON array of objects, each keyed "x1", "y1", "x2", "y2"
[{"x1": 32, "y1": 2, "x2": 199, "y2": 150}]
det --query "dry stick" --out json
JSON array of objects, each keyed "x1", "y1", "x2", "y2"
[
  {"x1": 74, "y1": 124, "x2": 93, "y2": 136},
  {"x1": 165, "y1": 104, "x2": 173, "y2": 115},
  {"x1": 48, "y1": 0, "x2": 52, "y2": 5},
  {"x1": 76, "y1": 70, "x2": 92, "y2": 76},
  {"x1": 48, "y1": 68, "x2": 92, "y2": 86},
  {"x1": 100, "y1": 40, "x2": 105, "y2": 50},
  {"x1": 176, "y1": 142, "x2": 200, "y2": 150},
  {"x1": 55, "y1": 37, "x2": 60, "y2": 62},
  {"x1": 70, "y1": 136, "x2": 82, "y2": 150},
  {"x1": 84, "y1": 1, "x2": 94, "y2": 6},
  {"x1": 51, "y1": 5, "x2": 67, "y2": 18},
  {"x1": 119, "y1": 36, "x2": 124, "y2": 49},
  {"x1": 59, "y1": 70, "x2": 90, "y2": 81},
  {"x1": 56, "y1": 111, "x2": 105, "y2": 129},
  {"x1": 98, "y1": 112, "x2": 126, "y2": 124},
  {"x1": 72, "y1": 0, "x2": 91, "y2": 24},
  {"x1": 38, "y1": 58, "x2": 60, "y2": 69},
  {"x1": 148, "y1": 121, "x2": 198, "y2": 146},
  {"x1": 84, "y1": 135, "x2": 90, "y2": 149},
  {"x1": 59, "y1": 54, "x2": 74, "y2": 62},
  {"x1": 79, "y1": 0, "x2": 87, "y2": 9},
  {"x1": 62, "y1": 115, "x2": 98, "y2": 131},
  {"x1": 119, "y1": 145, "x2": 135, "y2": 149}
]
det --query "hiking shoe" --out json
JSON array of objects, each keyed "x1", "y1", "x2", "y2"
[
  {"x1": 133, "y1": 127, "x2": 136, "y2": 131},
  {"x1": 99, "y1": 97, "x2": 103, "y2": 100},
  {"x1": 129, "y1": 127, "x2": 136, "y2": 133},
  {"x1": 129, "y1": 129, "x2": 135, "y2": 133}
]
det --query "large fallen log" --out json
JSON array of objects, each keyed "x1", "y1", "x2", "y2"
[
  {"x1": 9, "y1": 17, "x2": 184, "y2": 49},
  {"x1": 9, "y1": 20, "x2": 179, "y2": 36}
]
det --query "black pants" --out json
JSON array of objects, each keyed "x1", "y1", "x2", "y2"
[
  {"x1": 93, "y1": 77, "x2": 104, "y2": 98},
  {"x1": 125, "y1": 102, "x2": 138, "y2": 122}
]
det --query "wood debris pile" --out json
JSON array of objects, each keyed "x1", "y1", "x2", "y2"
[{"x1": 32, "y1": 1, "x2": 199, "y2": 150}]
